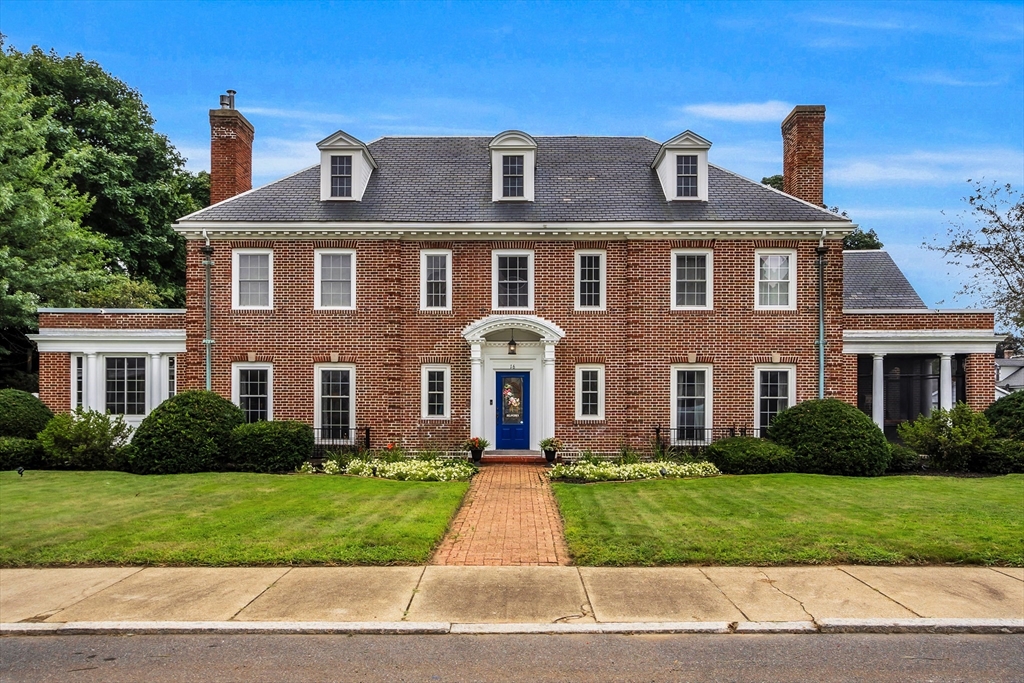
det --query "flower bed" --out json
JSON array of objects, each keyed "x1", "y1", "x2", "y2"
[
  {"x1": 300, "y1": 457, "x2": 477, "y2": 482},
  {"x1": 548, "y1": 460, "x2": 720, "y2": 482}
]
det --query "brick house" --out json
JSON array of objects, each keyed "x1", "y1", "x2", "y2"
[{"x1": 31, "y1": 97, "x2": 1002, "y2": 452}]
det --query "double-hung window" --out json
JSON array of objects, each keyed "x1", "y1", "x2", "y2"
[
  {"x1": 575, "y1": 365, "x2": 605, "y2": 420},
  {"x1": 492, "y1": 250, "x2": 533, "y2": 310},
  {"x1": 73, "y1": 355, "x2": 84, "y2": 409},
  {"x1": 671, "y1": 365, "x2": 711, "y2": 444},
  {"x1": 234, "y1": 363, "x2": 272, "y2": 423},
  {"x1": 420, "y1": 250, "x2": 452, "y2": 310},
  {"x1": 575, "y1": 251, "x2": 606, "y2": 310},
  {"x1": 502, "y1": 155, "x2": 524, "y2": 197},
  {"x1": 671, "y1": 249, "x2": 712, "y2": 309},
  {"x1": 167, "y1": 356, "x2": 177, "y2": 398},
  {"x1": 755, "y1": 365, "x2": 795, "y2": 435},
  {"x1": 232, "y1": 249, "x2": 273, "y2": 309},
  {"x1": 756, "y1": 250, "x2": 796, "y2": 310},
  {"x1": 316, "y1": 365, "x2": 354, "y2": 440},
  {"x1": 315, "y1": 249, "x2": 356, "y2": 309},
  {"x1": 330, "y1": 155, "x2": 352, "y2": 198},
  {"x1": 106, "y1": 357, "x2": 146, "y2": 416},
  {"x1": 676, "y1": 154, "x2": 698, "y2": 198},
  {"x1": 421, "y1": 365, "x2": 450, "y2": 420}
]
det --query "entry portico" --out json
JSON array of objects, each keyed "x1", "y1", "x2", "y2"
[{"x1": 462, "y1": 315, "x2": 565, "y2": 451}]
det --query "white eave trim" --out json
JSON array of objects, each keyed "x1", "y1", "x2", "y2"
[
  {"x1": 29, "y1": 328, "x2": 187, "y2": 354},
  {"x1": 842, "y1": 328, "x2": 1003, "y2": 355}
]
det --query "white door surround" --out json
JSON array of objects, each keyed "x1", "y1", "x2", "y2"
[{"x1": 462, "y1": 314, "x2": 565, "y2": 451}]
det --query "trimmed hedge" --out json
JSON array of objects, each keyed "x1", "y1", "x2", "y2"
[
  {"x1": 129, "y1": 390, "x2": 244, "y2": 474},
  {"x1": 0, "y1": 389, "x2": 54, "y2": 440},
  {"x1": 766, "y1": 398, "x2": 890, "y2": 476},
  {"x1": 38, "y1": 407, "x2": 132, "y2": 471},
  {"x1": 231, "y1": 420, "x2": 314, "y2": 473},
  {"x1": 974, "y1": 438, "x2": 1024, "y2": 475},
  {"x1": 887, "y1": 443, "x2": 923, "y2": 473},
  {"x1": 0, "y1": 437, "x2": 43, "y2": 470},
  {"x1": 984, "y1": 391, "x2": 1024, "y2": 441},
  {"x1": 897, "y1": 403, "x2": 994, "y2": 472},
  {"x1": 705, "y1": 437, "x2": 796, "y2": 474}
]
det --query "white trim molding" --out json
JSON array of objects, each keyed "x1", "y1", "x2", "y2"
[
  {"x1": 652, "y1": 131, "x2": 712, "y2": 202},
  {"x1": 670, "y1": 363, "x2": 714, "y2": 444},
  {"x1": 462, "y1": 314, "x2": 566, "y2": 344},
  {"x1": 754, "y1": 248, "x2": 797, "y2": 311},
  {"x1": 232, "y1": 362, "x2": 274, "y2": 421},
  {"x1": 313, "y1": 363, "x2": 357, "y2": 434},
  {"x1": 489, "y1": 131, "x2": 537, "y2": 202},
  {"x1": 317, "y1": 130, "x2": 377, "y2": 202},
  {"x1": 574, "y1": 249, "x2": 607, "y2": 311},
  {"x1": 420, "y1": 364, "x2": 452, "y2": 420},
  {"x1": 575, "y1": 364, "x2": 605, "y2": 421},
  {"x1": 842, "y1": 329, "x2": 1002, "y2": 355},
  {"x1": 313, "y1": 248, "x2": 357, "y2": 310},
  {"x1": 232, "y1": 248, "x2": 274, "y2": 310},
  {"x1": 29, "y1": 328, "x2": 186, "y2": 354},
  {"x1": 491, "y1": 249, "x2": 535, "y2": 312},
  {"x1": 754, "y1": 363, "x2": 797, "y2": 434},
  {"x1": 671, "y1": 248, "x2": 714, "y2": 310},
  {"x1": 420, "y1": 249, "x2": 453, "y2": 311}
]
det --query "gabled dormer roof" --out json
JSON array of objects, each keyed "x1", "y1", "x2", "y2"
[
  {"x1": 316, "y1": 129, "x2": 378, "y2": 169},
  {"x1": 651, "y1": 130, "x2": 713, "y2": 169},
  {"x1": 489, "y1": 130, "x2": 537, "y2": 149}
]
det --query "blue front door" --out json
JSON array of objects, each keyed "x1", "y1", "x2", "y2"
[{"x1": 496, "y1": 372, "x2": 530, "y2": 449}]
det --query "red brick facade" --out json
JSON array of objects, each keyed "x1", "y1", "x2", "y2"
[
  {"x1": 209, "y1": 108, "x2": 254, "y2": 205},
  {"x1": 782, "y1": 105, "x2": 825, "y2": 207}
]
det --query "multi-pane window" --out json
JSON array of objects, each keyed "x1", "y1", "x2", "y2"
[
  {"x1": 575, "y1": 365, "x2": 604, "y2": 420},
  {"x1": 236, "y1": 252, "x2": 271, "y2": 308},
  {"x1": 74, "y1": 356, "x2": 84, "y2": 408},
  {"x1": 502, "y1": 155, "x2": 524, "y2": 197},
  {"x1": 496, "y1": 254, "x2": 531, "y2": 308},
  {"x1": 319, "y1": 252, "x2": 354, "y2": 308},
  {"x1": 106, "y1": 357, "x2": 146, "y2": 416},
  {"x1": 577, "y1": 253, "x2": 603, "y2": 308},
  {"x1": 167, "y1": 356, "x2": 177, "y2": 398},
  {"x1": 421, "y1": 251, "x2": 450, "y2": 309},
  {"x1": 757, "y1": 252, "x2": 793, "y2": 308},
  {"x1": 320, "y1": 368, "x2": 352, "y2": 439},
  {"x1": 673, "y1": 252, "x2": 710, "y2": 308},
  {"x1": 421, "y1": 365, "x2": 450, "y2": 419},
  {"x1": 238, "y1": 368, "x2": 269, "y2": 423},
  {"x1": 676, "y1": 154, "x2": 698, "y2": 197},
  {"x1": 675, "y1": 369, "x2": 707, "y2": 443},
  {"x1": 757, "y1": 369, "x2": 791, "y2": 434},
  {"x1": 330, "y1": 155, "x2": 352, "y2": 197}
]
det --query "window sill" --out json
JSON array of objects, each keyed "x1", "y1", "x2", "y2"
[
  {"x1": 417, "y1": 309, "x2": 454, "y2": 315},
  {"x1": 573, "y1": 418, "x2": 606, "y2": 425},
  {"x1": 572, "y1": 307, "x2": 607, "y2": 314},
  {"x1": 753, "y1": 307, "x2": 798, "y2": 313},
  {"x1": 670, "y1": 307, "x2": 714, "y2": 313}
]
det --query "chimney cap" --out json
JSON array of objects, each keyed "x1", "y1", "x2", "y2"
[
  {"x1": 781, "y1": 105, "x2": 825, "y2": 130},
  {"x1": 219, "y1": 90, "x2": 237, "y2": 110}
]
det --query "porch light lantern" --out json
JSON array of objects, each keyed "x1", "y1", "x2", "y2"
[{"x1": 507, "y1": 330, "x2": 517, "y2": 355}]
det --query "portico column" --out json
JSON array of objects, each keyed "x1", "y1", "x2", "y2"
[
  {"x1": 469, "y1": 341, "x2": 483, "y2": 438},
  {"x1": 84, "y1": 352, "x2": 99, "y2": 411},
  {"x1": 149, "y1": 352, "x2": 162, "y2": 413},
  {"x1": 939, "y1": 354, "x2": 953, "y2": 410},
  {"x1": 543, "y1": 342, "x2": 556, "y2": 441},
  {"x1": 871, "y1": 353, "x2": 885, "y2": 428}
]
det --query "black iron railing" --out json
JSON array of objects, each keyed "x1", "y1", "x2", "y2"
[
  {"x1": 313, "y1": 426, "x2": 371, "y2": 459},
  {"x1": 653, "y1": 425, "x2": 762, "y2": 449}
]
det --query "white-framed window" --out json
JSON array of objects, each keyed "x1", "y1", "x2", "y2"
[
  {"x1": 167, "y1": 356, "x2": 177, "y2": 398},
  {"x1": 676, "y1": 154, "x2": 698, "y2": 198},
  {"x1": 232, "y1": 249, "x2": 273, "y2": 310},
  {"x1": 575, "y1": 250, "x2": 606, "y2": 310},
  {"x1": 71, "y1": 354, "x2": 84, "y2": 409},
  {"x1": 330, "y1": 155, "x2": 352, "y2": 198},
  {"x1": 314, "y1": 249, "x2": 356, "y2": 309},
  {"x1": 754, "y1": 364, "x2": 796, "y2": 435},
  {"x1": 232, "y1": 362, "x2": 273, "y2": 423},
  {"x1": 314, "y1": 364, "x2": 355, "y2": 440},
  {"x1": 755, "y1": 249, "x2": 796, "y2": 310},
  {"x1": 575, "y1": 364, "x2": 605, "y2": 420},
  {"x1": 105, "y1": 356, "x2": 147, "y2": 416},
  {"x1": 420, "y1": 249, "x2": 452, "y2": 311},
  {"x1": 492, "y1": 250, "x2": 534, "y2": 310},
  {"x1": 502, "y1": 155, "x2": 525, "y2": 198},
  {"x1": 671, "y1": 249, "x2": 713, "y2": 310},
  {"x1": 670, "y1": 364, "x2": 712, "y2": 444},
  {"x1": 420, "y1": 364, "x2": 451, "y2": 420}
]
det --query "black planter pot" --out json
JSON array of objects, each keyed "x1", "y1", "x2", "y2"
[
  {"x1": 471, "y1": 449, "x2": 483, "y2": 463},
  {"x1": 544, "y1": 449, "x2": 556, "y2": 463}
]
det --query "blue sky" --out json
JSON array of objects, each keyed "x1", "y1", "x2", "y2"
[{"x1": 3, "y1": 0, "x2": 1022, "y2": 309}]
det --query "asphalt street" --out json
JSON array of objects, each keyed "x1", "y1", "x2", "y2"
[{"x1": 1, "y1": 633, "x2": 1021, "y2": 682}]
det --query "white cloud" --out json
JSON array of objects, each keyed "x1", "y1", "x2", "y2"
[
  {"x1": 842, "y1": 207, "x2": 945, "y2": 222},
  {"x1": 804, "y1": 16, "x2": 905, "y2": 31},
  {"x1": 252, "y1": 137, "x2": 320, "y2": 181},
  {"x1": 829, "y1": 149, "x2": 1024, "y2": 187},
  {"x1": 906, "y1": 71, "x2": 1004, "y2": 87},
  {"x1": 681, "y1": 100, "x2": 793, "y2": 123},
  {"x1": 245, "y1": 107, "x2": 353, "y2": 126}
]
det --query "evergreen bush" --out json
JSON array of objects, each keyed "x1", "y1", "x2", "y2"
[
  {"x1": 897, "y1": 402, "x2": 994, "y2": 472},
  {"x1": 886, "y1": 443, "x2": 924, "y2": 473},
  {"x1": 766, "y1": 398, "x2": 890, "y2": 476},
  {"x1": 231, "y1": 420, "x2": 314, "y2": 473},
  {"x1": 973, "y1": 438, "x2": 1024, "y2": 475},
  {"x1": 0, "y1": 389, "x2": 54, "y2": 439},
  {"x1": 38, "y1": 407, "x2": 131, "y2": 470},
  {"x1": 129, "y1": 390, "x2": 244, "y2": 474},
  {"x1": 705, "y1": 436, "x2": 797, "y2": 474},
  {"x1": 984, "y1": 391, "x2": 1024, "y2": 441},
  {"x1": 0, "y1": 437, "x2": 43, "y2": 470}
]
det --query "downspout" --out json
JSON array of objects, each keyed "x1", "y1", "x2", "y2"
[
  {"x1": 200, "y1": 230, "x2": 215, "y2": 392},
  {"x1": 816, "y1": 229, "x2": 828, "y2": 399}
]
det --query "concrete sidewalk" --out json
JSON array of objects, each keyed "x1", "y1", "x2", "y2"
[{"x1": 1, "y1": 566, "x2": 1022, "y2": 634}]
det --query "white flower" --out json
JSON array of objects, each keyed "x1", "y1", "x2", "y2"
[{"x1": 548, "y1": 460, "x2": 720, "y2": 482}]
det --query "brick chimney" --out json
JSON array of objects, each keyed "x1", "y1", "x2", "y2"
[
  {"x1": 781, "y1": 105, "x2": 825, "y2": 207},
  {"x1": 209, "y1": 90, "x2": 254, "y2": 204}
]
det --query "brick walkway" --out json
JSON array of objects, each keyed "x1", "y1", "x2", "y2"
[{"x1": 431, "y1": 464, "x2": 571, "y2": 566}]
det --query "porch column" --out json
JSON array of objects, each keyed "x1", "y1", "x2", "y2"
[
  {"x1": 939, "y1": 353, "x2": 953, "y2": 410},
  {"x1": 469, "y1": 341, "x2": 483, "y2": 438},
  {"x1": 84, "y1": 352, "x2": 99, "y2": 411},
  {"x1": 871, "y1": 353, "x2": 885, "y2": 428},
  {"x1": 149, "y1": 352, "x2": 162, "y2": 413},
  {"x1": 543, "y1": 341, "x2": 556, "y2": 441}
]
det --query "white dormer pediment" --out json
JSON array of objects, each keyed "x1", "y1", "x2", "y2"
[
  {"x1": 652, "y1": 130, "x2": 711, "y2": 202},
  {"x1": 317, "y1": 130, "x2": 377, "y2": 202},
  {"x1": 490, "y1": 130, "x2": 537, "y2": 202}
]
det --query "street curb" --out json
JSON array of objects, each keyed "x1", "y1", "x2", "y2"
[
  {"x1": 0, "y1": 621, "x2": 450, "y2": 636},
  {"x1": 450, "y1": 622, "x2": 733, "y2": 635},
  {"x1": 734, "y1": 621, "x2": 818, "y2": 634},
  {"x1": 817, "y1": 618, "x2": 1024, "y2": 634}
]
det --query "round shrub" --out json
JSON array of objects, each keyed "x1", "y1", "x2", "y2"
[
  {"x1": 129, "y1": 390, "x2": 244, "y2": 474},
  {"x1": 984, "y1": 391, "x2": 1024, "y2": 441},
  {"x1": 705, "y1": 436, "x2": 796, "y2": 474},
  {"x1": 231, "y1": 420, "x2": 314, "y2": 473},
  {"x1": 0, "y1": 389, "x2": 54, "y2": 440},
  {"x1": 766, "y1": 398, "x2": 890, "y2": 476},
  {"x1": 0, "y1": 437, "x2": 43, "y2": 470},
  {"x1": 38, "y1": 407, "x2": 132, "y2": 470},
  {"x1": 886, "y1": 443, "x2": 923, "y2": 473}
]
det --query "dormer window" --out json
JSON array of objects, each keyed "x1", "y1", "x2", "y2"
[
  {"x1": 503, "y1": 155, "x2": 525, "y2": 197},
  {"x1": 330, "y1": 155, "x2": 352, "y2": 197},
  {"x1": 676, "y1": 155, "x2": 698, "y2": 198}
]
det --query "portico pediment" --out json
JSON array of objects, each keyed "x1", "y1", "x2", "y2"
[{"x1": 461, "y1": 314, "x2": 566, "y2": 344}]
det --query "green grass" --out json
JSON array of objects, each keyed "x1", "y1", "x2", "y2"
[
  {"x1": 552, "y1": 473, "x2": 1024, "y2": 566},
  {"x1": 0, "y1": 470, "x2": 468, "y2": 566}
]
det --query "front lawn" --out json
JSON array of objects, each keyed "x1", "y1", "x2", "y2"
[
  {"x1": 553, "y1": 473, "x2": 1024, "y2": 566},
  {"x1": 0, "y1": 470, "x2": 468, "y2": 566}
]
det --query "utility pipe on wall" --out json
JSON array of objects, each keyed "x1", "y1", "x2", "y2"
[
  {"x1": 200, "y1": 230, "x2": 215, "y2": 392},
  {"x1": 816, "y1": 229, "x2": 827, "y2": 399}
]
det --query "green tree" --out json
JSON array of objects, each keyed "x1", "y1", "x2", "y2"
[
  {"x1": 762, "y1": 175, "x2": 883, "y2": 249},
  {"x1": 761, "y1": 174, "x2": 783, "y2": 191}
]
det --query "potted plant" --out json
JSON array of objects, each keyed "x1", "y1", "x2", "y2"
[
  {"x1": 539, "y1": 437, "x2": 563, "y2": 464},
  {"x1": 462, "y1": 436, "x2": 489, "y2": 462}
]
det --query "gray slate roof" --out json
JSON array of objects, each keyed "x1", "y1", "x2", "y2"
[
  {"x1": 182, "y1": 136, "x2": 849, "y2": 224},
  {"x1": 843, "y1": 251, "x2": 927, "y2": 309}
]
